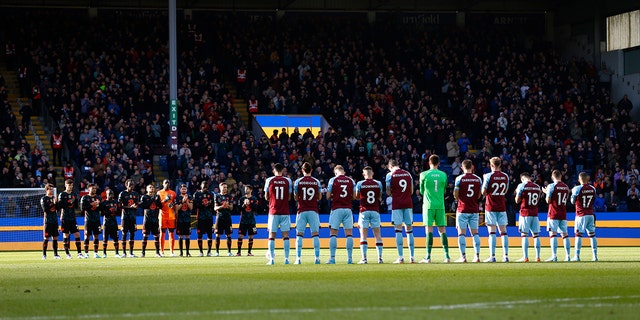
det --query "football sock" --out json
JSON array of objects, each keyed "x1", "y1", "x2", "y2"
[
  {"x1": 160, "y1": 234, "x2": 165, "y2": 253},
  {"x1": 441, "y1": 233, "x2": 449, "y2": 258},
  {"x1": 408, "y1": 231, "x2": 415, "y2": 258},
  {"x1": 488, "y1": 232, "x2": 496, "y2": 257},
  {"x1": 42, "y1": 239, "x2": 48, "y2": 256},
  {"x1": 122, "y1": 236, "x2": 127, "y2": 253},
  {"x1": 179, "y1": 238, "x2": 184, "y2": 254},
  {"x1": 533, "y1": 236, "x2": 540, "y2": 258},
  {"x1": 75, "y1": 240, "x2": 81, "y2": 253},
  {"x1": 154, "y1": 239, "x2": 160, "y2": 254},
  {"x1": 103, "y1": 242, "x2": 108, "y2": 255},
  {"x1": 376, "y1": 241, "x2": 383, "y2": 260},
  {"x1": 521, "y1": 235, "x2": 529, "y2": 258},
  {"x1": 207, "y1": 239, "x2": 212, "y2": 253},
  {"x1": 501, "y1": 233, "x2": 509, "y2": 256},
  {"x1": 313, "y1": 235, "x2": 320, "y2": 258},
  {"x1": 296, "y1": 236, "x2": 303, "y2": 258},
  {"x1": 237, "y1": 238, "x2": 243, "y2": 253},
  {"x1": 283, "y1": 237, "x2": 290, "y2": 259},
  {"x1": 575, "y1": 236, "x2": 582, "y2": 256},
  {"x1": 427, "y1": 232, "x2": 434, "y2": 258},
  {"x1": 360, "y1": 240, "x2": 368, "y2": 259},
  {"x1": 458, "y1": 235, "x2": 466, "y2": 257},
  {"x1": 197, "y1": 239, "x2": 203, "y2": 253},
  {"x1": 590, "y1": 236, "x2": 598, "y2": 256},
  {"x1": 248, "y1": 238, "x2": 253, "y2": 253},
  {"x1": 550, "y1": 236, "x2": 558, "y2": 257},
  {"x1": 114, "y1": 242, "x2": 120, "y2": 255},
  {"x1": 185, "y1": 238, "x2": 190, "y2": 253},
  {"x1": 84, "y1": 239, "x2": 89, "y2": 253},
  {"x1": 93, "y1": 239, "x2": 99, "y2": 253},
  {"x1": 226, "y1": 237, "x2": 232, "y2": 252},
  {"x1": 129, "y1": 240, "x2": 134, "y2": 255},
  {"x1": 142, "y1": 236, "x2": 148, "y2": 254},
  {"x1": 473, "y1": 234, "x2": 480, "y2": 256},
  {"x1": 64, "y1": 238, "x2": 70, "y2": 255},
  {"x1": 346, "y1": 235, "x2": 353, "y2": 260},
  {"x1": 395, "y1": 230, "x2": 404, "y2": 258},
  {"x1": 562, "y1": 236, "x2": 570, "y2": 257},
  {"x1": 268, "y1": 238, "x2": 275, "y2": 259},
  {"x1": 329, "y1": 235, "x2": 337, "y2": 259},
  {"x1": 52, "y1": 240, "x2": 58, "y2": 256},
  {"x1": 215, "y1": 236, "x2": 221, "y2": 252}
]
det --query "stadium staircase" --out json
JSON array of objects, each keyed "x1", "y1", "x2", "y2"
[
  {"x1": 226, "y1": 82, "x2": 250, "y2": 126},
  {"x1": 0, "y1": 62, "x2": 63, "y2": 189}
]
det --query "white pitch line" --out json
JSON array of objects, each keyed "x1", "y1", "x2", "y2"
[{"x1": 2, "y1": 295, "x2": 639, "y2": 320}]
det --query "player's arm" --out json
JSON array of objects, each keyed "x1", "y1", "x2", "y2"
[
  {"x1": 385, "y1": 174, "x2": 392, "y2": 196},
  {"x1": 481, "y1": 175, "x2": 489, "y2": 196},
  {"x1": 80, "y1": 195, "x2": 89, "y2": 213},
  {"x1": 543, "y1": 184, "x2": 553, "y2": 204},
  {"x1": 351, "y1": 180, "x2": 357, "y2": 200},
  {"x1": 514, "y1": 184, "x2": 523, "y2": 204},
  {"x1": 326, "y1": 179, "x2": 333, "y2": 201},
  {"x1": 570, "y1": 187, "x2": 578, "y2": 205},
  {"x1": 316, "y1": 181, "x2": 322, "y2": 201},
  {"x1": 293, "y1": 181, "x2": 299, "y2": 201}
]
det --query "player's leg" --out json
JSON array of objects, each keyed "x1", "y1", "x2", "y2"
[
  {"x1": 392, "y1": 209, "x2": 405, "y2": 263},
  {"x1": 372, "y1": 227, "x2": 383, "y2": 263},
  {"x1": 455, "y1": 213, "x2": 467, "y2": 262},
  {"x1": 404, "y1": 209, "x2": 415, "y2": 262},
  {"x1": 532, "y1": 217, "x2": 541, "y2": 262},
  {"x1": 517, "y1": 215, "x2": 528, "y2": 262},
  {"x1": 225, "y1": 229, "x2": 232, "y2": 256},
  {"x1": 206, "y1": 228, "x2": 213, "y2": 256},
  {"x1": 470, "y1": 213, "x2": 481, "y2": 262},
  {"x1": 574, "y1": 217, "x2": 583, "y2": 261},
  {"x1": 327, "y1": 211, "x2": 339, "y2": 264},
  {"x1": 237, "y1": 227, "x2": 245, "y2": 256},
  {"x1": 103, "y1": 227, "x2": 109, "y2": 257},
  {"x1": 160, "y1": 227, "x2": 167, "y2": 255},
  {"x1": 547, "y1": 219, "x2": 558, "y2": 261},
  {"x1": 83, "y1": 229, "x2": 90, "y2": 255},
  {"x1": 358, "y1": 213, "x2": 369, "y2": 263},
  {"x1": 153, "y1": 228, "x2": 161, "y2": 256},
  {"x1": 310, "y1": 213, "x2": 321, "y2": 263},
  {"x1": 128, "y1": 229, "x2": 136, "y2": 257},
  {"x1": 436, "y1": 209, "x2": 449, "y2": 262},
  {"x1": 214, "y1": 223, "x2": 222, "y2": 256},
  {"x1": 422, "y1": 209, "x2": 436, "y2": 263},
  {"x1": 586, "y1": 216, "x2": 598, "y2": 261},
  {"x1": 343, "y1": 210, "x2": 354, "y2": 264},
  {"x1": 92, "y1": 229, "x2": 100, "y2": 257},
  {"x1": 498, "y1": 212, "x2": 509, "y2": 262},
  {"x1": 185, "y1": 235, "x2": 191, "y2": 256},
  {"x1": 295, "y1": 213, "x2": 307, "y2": 263},
  {"x1": 169, "y1": 227, "x2": 176, "y2": 255},
  {"x1": 62, "y1": 229, "x2": 71, "y2": 257},
  {"x1": 121, "y1": 225, "x2": 128, "y2": 255},
  {"x1": 196, "y1": 225, "x2": 204, "y2": 256},
  {"x1": 281, "y1": 215, "x2": 292, "y2": 263},
  {"x1": 561, "y1": 220, "x2": 570, "y2": 261},
  {"x1": 141, "y1": 229, "x2": 149, "y2": 257},
  {"x1": 247, "y1": 231, "x2": 255, "y2": 256},
  {"x1": 266, "y1": 215, "x2": 276, "y2": 263},
  {"x1": 42, "y1": 233, "x2": 49, "y2": 259}
]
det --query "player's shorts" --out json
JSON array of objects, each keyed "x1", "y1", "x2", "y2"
[
  {"x1": 268, "y1": 214, "x2": 291, "y2": 233},
  {"x1": 103, "y1": 224, "x2": 119, "y2": 240},
  {"x1": 358, "y1": 210, "x2": 381, "y2": 229},
  {"x1": 391, "y1": 208, "x2": 413, "y2": 226},
  {"x1": 518, "y1": 216, "x2": 540, "y2": 235},
  {"x1": 574, "y1": 215, "x2": 596, "y2": 235},
  {"x1": 84, "y1": 221, "x2": 101, "y2": 236},
  {"x1": 197, "y1": 219, "x2": 214, "y2": 236},
  {"x1": 60, "y1": 220, "x2": 79, "y2": 234},
  {"x1": 329, "y1": 208, "x2": 354, "y2": 230},
  {"x1": 161, "y1": 218, "x2": 176, "y2": 230},
  {"x1": 485, "y1": 211, "x2": 508, "y2": 226},
  {"x1": 456, "y1": 212, "x2": 479, "y2": 230},
  {"x1": 215, "y1": 215, "x2": 232, "y2": 235},
  {"x1": 424, "y1": 208, "x2": 446, "y2": 227},
  {"x1": 121, "y1": 218, "x2": 137, "y2": 233},
  {"x1": 176, "y1": 221, "x2": 191, "y2": 236},
  {"x1": 44, "y1": 223, "x2": 59, "y2": 238},
  {"x1": 547, "y1": 219, "x2": 568, "y2": 235},
  {"x1": 238, "y1": 223, "x2": 257, "y2": 236},
  {"x1": 296, "y1": 210, "x2": 321, "y2": 233},
  {"x1": 143, "y1": 221, "x2": 160, "y2": 236}
]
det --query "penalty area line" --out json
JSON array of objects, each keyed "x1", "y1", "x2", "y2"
[{"x1": 2, "y1": 295, "x2": 639, "y2": 320}]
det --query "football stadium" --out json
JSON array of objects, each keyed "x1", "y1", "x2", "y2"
[{"x1": 1, "y1": 0, "x2": 640, "y2": 319}]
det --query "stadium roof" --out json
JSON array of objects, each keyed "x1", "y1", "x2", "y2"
[{"x1": 0, "y1": 0, "x2": 636, "y2": 24}]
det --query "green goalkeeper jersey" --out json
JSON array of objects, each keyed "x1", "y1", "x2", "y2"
[{"x1": 419, "y1": 168, "x2": 448, "y2": 210}]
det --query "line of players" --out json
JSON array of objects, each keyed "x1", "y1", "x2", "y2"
[
  {"x1": 41, "y1": 155, "x2": 598, "y2": 264},
  {"x1": 40, "y1": 177, "x2": 259, "y2": 259}
]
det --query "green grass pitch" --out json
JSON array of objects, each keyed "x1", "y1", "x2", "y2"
[{"x1": 1, "y1": 247, "x2": 639, "y2": 320}]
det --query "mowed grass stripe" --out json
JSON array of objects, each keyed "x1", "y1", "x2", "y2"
[{"x1": 1, "y1": 248, "x2": 639, "y2": 320}]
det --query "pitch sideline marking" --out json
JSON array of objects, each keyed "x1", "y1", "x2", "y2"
[{"x1": 2, "y1": 295, "x2": 639, "y2": 319}]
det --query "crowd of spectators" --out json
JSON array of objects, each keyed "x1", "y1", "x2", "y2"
[{"x1": 0, "y1": 9, "x2": 638, "y2": 218}]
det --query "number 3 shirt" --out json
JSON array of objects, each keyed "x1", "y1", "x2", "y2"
[{"x1": 482, "y1": 171, "x2": 510, "y2": 212}]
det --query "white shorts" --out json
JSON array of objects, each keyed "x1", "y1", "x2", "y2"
[
  {"x1": 329, "y1": 208, "x2": 354, "y2": 230},
  {"x1": 391, "y1": 208, "x2": 413, "y2": 226},
  {"x1": 268, "y1": 214, "x2": 291, "y2": 233},
  {"x1": 485, "y1": 211, "x2": 508, "y2": 226},
  {"x1": 456, "y1": 212, "x2": 479, "y2": 230},
  {"x1": 547, "y1": 219, "x2": 568, "y2": 235},
  {"x1": 574, "y1": 215, "x2": 596, "y2": 235},
  {"x1": 295, "y1": 211, "x2": 320, "y2": 233},
  {"x1": 518, "y1": 216, "x2": 540, "y2": 235},
  {"x1": 358, "y1": 211, "x2": 381, "y2": 229}
]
